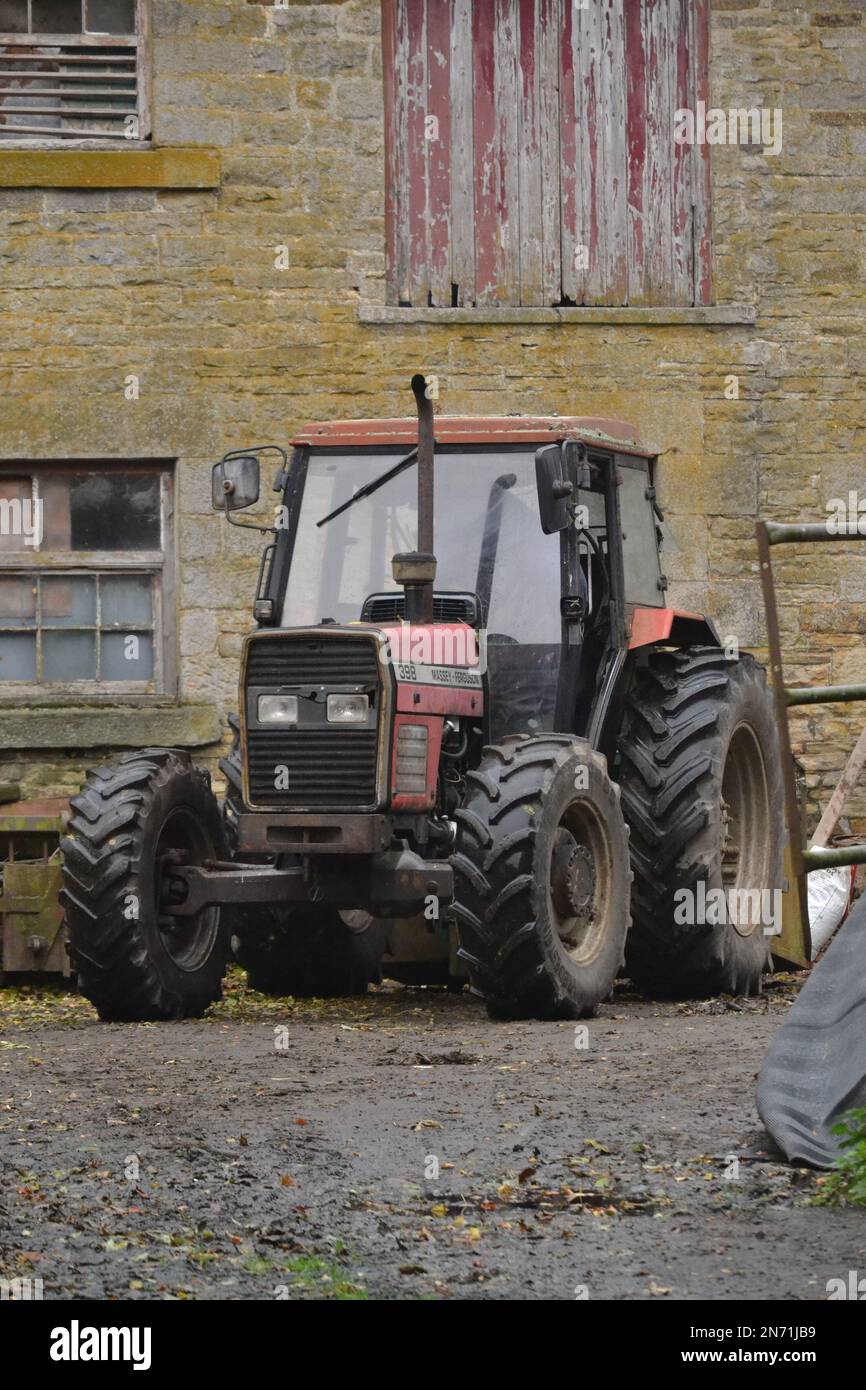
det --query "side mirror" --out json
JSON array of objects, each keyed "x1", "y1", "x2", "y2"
[
  {"x1": 212, "y1": 455, "x2": 260, "y2": 512},
  {"x1": 535, "y1": 444, "x2": 573, "y2": 534}
]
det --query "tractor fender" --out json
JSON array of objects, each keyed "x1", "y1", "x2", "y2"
[{"x1": 628, "y1": 606, "x2": 721, "y2": 651}]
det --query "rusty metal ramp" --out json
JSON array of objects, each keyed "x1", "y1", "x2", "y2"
[{"x1": 757, "y1": 893, "x2": 866, "y2": 1167}]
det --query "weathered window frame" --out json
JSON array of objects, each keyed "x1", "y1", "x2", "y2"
[
  {"x1": 0, "y1": 0, "x2": 150, "y2": 145},
  {"x1": 0, "y1": 460, "x2": 176, "y2": 703}
]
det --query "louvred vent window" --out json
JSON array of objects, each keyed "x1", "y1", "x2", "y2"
[{"x1": 0, "y1": 0, "x2": 148, "y2": 141}]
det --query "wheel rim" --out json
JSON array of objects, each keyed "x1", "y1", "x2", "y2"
[
  {"x1": 154, "y1": 807, "x2": 220, "y2": 970},
  {"x1": 548, "y1": 800, "x2": 613, "y2": 966},
  {"x1": 721, "y1": 722, "x2": 773, "y2": 938}
]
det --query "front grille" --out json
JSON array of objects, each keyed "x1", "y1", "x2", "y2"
[
  {"x1": 245, "y1": 633, "x2": 381, "y2": 808},
  {"x1": 247, "y1": 729, "x2": 379, "y2": 808},
  {"x1": 361, "y1": 592, "x2": 480, "y2": 624},
  {"x1": 247, "y1": 635, "x2": 380, "y2": 686}
]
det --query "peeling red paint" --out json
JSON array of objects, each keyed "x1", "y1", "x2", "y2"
[
  {"x1": 426, "y1": 0, "x2": 452, "y2": 306},
  {"x1": 384, "y1": 0, "x2": 712, "y2": 309},
  {"x1": 406, "y1": 0, "x2": 429, "y2": 305},
  {"x1": 471, "y1": 1, "x2": 498, "y2": 304}
]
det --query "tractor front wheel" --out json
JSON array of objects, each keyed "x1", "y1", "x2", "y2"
[
  {"x1": 451, "y1": 735, "x2": 631, "y2": 1020},
  {"x1": 60, "y1": 749, "x2": 231, "y2": 1021}
]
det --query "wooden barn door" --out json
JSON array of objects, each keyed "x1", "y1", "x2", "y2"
[{"x1": 382, "y1": 0, "x2": 712, "y2": 308}]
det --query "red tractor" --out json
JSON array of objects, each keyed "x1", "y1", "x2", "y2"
[{"x1": 61, "y1": 377, "x2": 782, "y2": 1020}]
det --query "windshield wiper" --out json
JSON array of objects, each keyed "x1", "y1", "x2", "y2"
[{"x1": 316, "y1": 447, "x2": 419, "y2": 527}]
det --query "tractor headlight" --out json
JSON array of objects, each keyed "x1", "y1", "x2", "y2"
[
  {"x1": 326, "y1": 693, "x2": 369, "y2": 724},
  {"x1": 258, "y1": 694, "x2": 299, "y2": 725}
]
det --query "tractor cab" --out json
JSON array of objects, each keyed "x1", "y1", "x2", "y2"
[{"x1": 247, "y1": 413, "x2": 666, "y2": 750}]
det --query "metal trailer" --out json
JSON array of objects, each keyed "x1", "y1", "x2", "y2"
[{"x1": 0, "y1": 790, "x2": 71, "y2": 980}]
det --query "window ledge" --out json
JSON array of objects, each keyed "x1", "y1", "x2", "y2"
[
  {"x1": 0, "y1": 146, "x2": 221, "y2": 189},
  {"x1": 0, "y1": 703, "x2": 224, "y2": 750},
  {"x1": 358, "y1": 304, "x2": 756, "y2": 327}
]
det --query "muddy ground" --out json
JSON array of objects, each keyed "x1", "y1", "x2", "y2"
[{"x1": 1, "y1": 971, "x2": 862, "y2": 1301}]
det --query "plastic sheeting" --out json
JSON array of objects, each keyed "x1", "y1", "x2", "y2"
[
  {"x1": 807, "y1": 865, "x2": 854, "y2": 959},
  {"x1": 757, "y1": 893, "x2": 866, "y2": 1167}
]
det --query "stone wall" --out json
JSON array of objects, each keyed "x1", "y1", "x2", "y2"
[{"x1": 1, "y1": 0, "x2": 865, "y2": 831}]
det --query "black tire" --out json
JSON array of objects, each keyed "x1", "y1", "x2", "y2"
[
  {"x1": 450, "y1": 735, "x2": 631, "y2": 1020},
  {"x1": 232, "y1": 907, "x2": 388, "y2": 997},
  {"x1": 618, "y1": 648, "x2": 783, "y2": 999},
  {"x1": 60, "y1": 749, "x2": 231, "y2": 1021}
]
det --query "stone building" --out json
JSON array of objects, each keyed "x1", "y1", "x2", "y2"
[{"x1": 0, "y1": 0, "x2": 864, "y2": 829}]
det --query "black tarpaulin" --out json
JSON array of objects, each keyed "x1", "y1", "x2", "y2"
[{"x1": 757, "y1": 893, "x2": 866, "y2": 1167}]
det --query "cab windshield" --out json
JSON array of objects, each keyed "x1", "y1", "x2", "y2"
[
  {"x1": 281, "y1": 446, "x2": 562, "y2": 644},
  {"x1": 280, "y1": 444, "x2": 659, "y2": 740}
]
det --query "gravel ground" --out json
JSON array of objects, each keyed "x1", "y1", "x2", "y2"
[{"x1": 1, "y1": 970, "x2": 863, "y2": 1301}]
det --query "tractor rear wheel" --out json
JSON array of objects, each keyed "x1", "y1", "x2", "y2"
[
  {"x1": 451, "y1": 735, "x2": 631, "y2": 1020},
  {"x1": 618, "y1": 647, "x2": 783, "y2": 998},
  {"x1": 60, "y1": 749, "x2": 231, "y2": 1021},
  {"x1": 232, "y1": 907, "x2": 388, "y2": 997}
]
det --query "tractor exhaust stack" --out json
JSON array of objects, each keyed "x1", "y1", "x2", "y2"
[{"x1": 391, "y1": 374, "x2": 437, "y2": 623}]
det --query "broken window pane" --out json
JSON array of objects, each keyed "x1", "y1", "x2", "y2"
[
  {"x1": 0, "y1": 576, "x2": 36, "y2": 627},
  {"x1": 0, "y1": 632, "x2": 37, "y2": 681},
  {"x1": 42, "y1": 575, "x2": 96, "y2": 627},
  {"x1": 0, "y1": 2, "x2": 28, "y2": 33},
  {"x1": 85, "y1": 0, "x2": 134, "y2": 34},
  {"x1": 102, "y1": 630, "x2": 153, "y2": 680},
  {"x1": 68, "y1": 473, "x2": 160, "y2": 551},
  {"x1": 31, "y1": 0, "x2": 82, "y2": 34},
  {"x1": 43, "y1": 630, "x2": 96, "y2": 681},
  {"x1": 101, "y1": 574, "x2": 152, "y2": 626}
]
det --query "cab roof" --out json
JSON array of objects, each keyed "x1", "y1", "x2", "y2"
[{"x1": 291, "y1": 415, "x2": 654, "y2": 459}]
